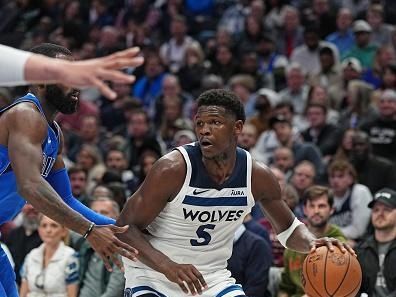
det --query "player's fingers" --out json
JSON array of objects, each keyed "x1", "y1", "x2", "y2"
[
  {"x1": 90, "y1": 77, "x2": 117, "y2": 99},
  {"x1": 334, "y1": 240, "x2": 347, "y2": 253},
  {"x1": 179, "y1": 271, "x2": 197, "y2": 296},
  {"x1": 97, "y1": 69, "x2": 136, "y2": 84},
  {"x1": 104, "y1": 56, "x2": 144, "y2": 70},
  {"x1": 186, "y1": 270, "x2": 203, "y2": 295},
  {"x1": 110, "y1": 224, "x2": 129, "y2": 233},
  {"x1": 98, "y1": 253, "x2": 113, "y2": 272},
  {"x1": 176, "y1": 278, "x2": 189, "y2": 294},
  {"x1": 110, "y1": 255, "x2": 125, "y2": 272},
  {"x1": 116, "y1": 246, "x2": 138, "y2": 261},
  {"x1": 191, "y1": 267, "x2": 207, "y2": 290},
  {"x1": 111, "y1": 237, "x2": 139, "y2": 258},
  {"x1": 326, "y1": 238, "x2": 335, "y2": 252},
  {"x1": 343, "y1": 242, "x2": 356, "y2": 256},
  {"x1": 108, "y1": 47, "x2": 140, "y2": 60}
]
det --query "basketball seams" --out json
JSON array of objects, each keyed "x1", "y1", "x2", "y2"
[
  {"x1": 339, "y1": 276, "x2": 362, "y2": 297},
  {"x1": 331, "y1": 252, "x2": 351, "y2": 296},
  {"x1": 304, "y1": 253, "x2": 324, "y2": 297},
  {"x1": 324, "y1": 248, "x2": 330, "y2": 296}
]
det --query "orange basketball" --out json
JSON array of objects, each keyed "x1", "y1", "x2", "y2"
[{"x1": 302, "y1": 246, "x2": 362, "y2": 297}]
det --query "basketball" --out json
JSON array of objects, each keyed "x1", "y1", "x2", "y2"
[{"x1": 302, "y1": 246, "x2": 362, "y2": 297}]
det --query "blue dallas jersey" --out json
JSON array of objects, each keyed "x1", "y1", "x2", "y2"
[{"x1": 0, "y1": 93, "x2": 60, "y2": 225}]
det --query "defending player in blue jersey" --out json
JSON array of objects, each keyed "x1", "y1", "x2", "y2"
[
  {"x1": 0, "y1": 43, "x2": 139, "y2": 297},
  {"x1": 116, "y1": 89, "x2": 356, "y2": 297}
]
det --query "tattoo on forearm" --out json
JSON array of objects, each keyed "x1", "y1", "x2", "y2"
[{"x1": 30, "y1": 182, "x2": 88, "y2": 233}]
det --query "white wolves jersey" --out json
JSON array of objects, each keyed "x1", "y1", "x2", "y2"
[{"x1": 125, "y1": 142, "x2": 255, "y2": 275}]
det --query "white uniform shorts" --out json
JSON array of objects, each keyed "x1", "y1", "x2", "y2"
[{"x1": 124, "y1": 265, "x2": 246, "y2": 297}]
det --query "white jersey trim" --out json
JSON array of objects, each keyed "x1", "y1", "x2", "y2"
[{"x1": 170, "y1": 145, "x2": 192, "y2": 206}]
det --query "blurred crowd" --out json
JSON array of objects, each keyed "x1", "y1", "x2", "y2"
[{"x1": 1, "y1": 0, "x2": 396, "y2": 296}]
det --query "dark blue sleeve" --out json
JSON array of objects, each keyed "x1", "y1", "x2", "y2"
[{"x1": 46, "y1": 168, "x2": 115, "y2": 225}]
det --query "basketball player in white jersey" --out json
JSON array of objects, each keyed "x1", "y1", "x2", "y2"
[{"x1": 116, "y1": 89, "x2": 354, "y2": 297}]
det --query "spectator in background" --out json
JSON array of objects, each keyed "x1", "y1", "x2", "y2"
[
  {"x1": 328, "y1": 57, "x2": 363, "y2": 110},
  {"x1": 272, "y1": 147, "x2": 294, "y2": 181},
  {"x1": 291, "y1": 27, "x2": 339, "y2": 77},
  {"x1": 278, "y1": 185, "x2": 346, "y2": 297},
  {"x1": 344, "y1": 20, "x2": 378, "y2": 70},
  {"x1": 247, "y1": 88, "x2": 277, "y2": 135},
  {"x1": 229, "y1": 74, "x2": 257, "y2": 118},
  {"x1": 349, "y1": 130, "x2": 396, "y2": 194},
  {"x1": 68, "y1": 166, "x2": 90, "y2": 207},
  {"x1": 100, "y1": 83, "x2": 135, "y2": 133},
  {"x1": 328, "y1": 159, "x2": 372, "y2": 242},
  {"x1": 302, "y1": 103, "x2": 343, "y2": 162},
  {"x1": 276, "y1": 6, "x2": 304, "y2": 58},
  {"x1": 356, "y1": 188, "x2": 396, "y2": 297},
  {"x1": 272, "y1": 116, "x2": 324, "y2": 177},
  {"x1": 256, "y1": 35, "x2": 288, "y2": 91},
  {"x1": 363, "y1": 45, "x2": 396, "y2": 89},
  {"x1": 306, "y1": 85, "x2": 340, "y2": 125},
  {"x1": 237, "y1": 123, "x2": 258, "y2": 152},
  {"x1": 124, "y1": 109, "x2": 163, "y2": 172},
  {"x1": 308, "y1": 46, "x2": 342, "y2": 92},
  {"x1": 75, "y1": 144, "x2": 106, "y2": 193},
  {"x1": 290, "y1": 161, "x2": 317, "y2": 218},
  {"x1": 228, "y1": 219, "x2": 272, "y2": 297},
  {"x1": 78, "y1": 197, "x2": 124, "y2": 297},
  {"x1": 339, "y1": 79, "x2": 376, "y2": 129},
  {"x1": 19, "y1": 215, "x2": 79, "y2": 297},
  {"x1": 333, "y1": 128, "x2": 356, "y2": 161},
  {"x1": 67, "y1": 115, "x2": 106, "y2": 162},
  {"x1": 133, "y1": 52, "x2": 166, "y2": 111},
  {"x1": 326, "y1": 8, "x2": 355, "y2": 57},
  {"x1": 360, "y1": 89, "x2": 396, "y2": 163},
  {"x1": 278, "y1": 63, "x2": 309, "y2": 116},
  {"x1": 154, "y1": 74, "x2": 194, "y2": 127},
  {"x1": 159, "y1": 15, "x2": 199, "y2": 73},
  {"x1": 105, "y1": 149, "x2": 139, "y2": 196},
  {"x1": 217, "y1": 0, "x2": 249, "y2": 37},
  {"x1": 5, "y1": 205, "x2": 42, "y2": 286},
  {"x1": 177, "y1": 43, "x2": 207, "y2": 97},
  {"x1": 208, "y1": 45, "x2": 238, "y2": 84},
  {"x1": 366, "y1": 4, "x2": 394, "y2": 48}
]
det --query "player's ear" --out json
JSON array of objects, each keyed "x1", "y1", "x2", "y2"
[{"x1": 235, "y1": 120, "x2": 244, "y2": 135}]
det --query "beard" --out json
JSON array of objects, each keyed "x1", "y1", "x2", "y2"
[{"x1": 46, "y1": 85, "x2": 79, "y2": 114}]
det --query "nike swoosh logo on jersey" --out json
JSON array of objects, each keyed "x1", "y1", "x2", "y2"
[{"x1": 193, "y1": 189, "x2": 210, "y2": 195}]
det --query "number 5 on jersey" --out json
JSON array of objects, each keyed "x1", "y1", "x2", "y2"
[{"x1": 190, "y1": 224, "x2": 215, "y2": 246}]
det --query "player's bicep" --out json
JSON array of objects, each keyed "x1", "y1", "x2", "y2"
[
  {"x1": 252, "y1": 162, "x2": 294, "y2": 233},
  {"x1": 118, "y1": 151, "x2": 186, "y2": 229},
  {"x1": 7, "y1": 108, "x2": 47, "y2": 184}
]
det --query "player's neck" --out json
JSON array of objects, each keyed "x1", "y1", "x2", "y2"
[{"x1": 202, "y1": 151, "x2": 237, "y2": 185}]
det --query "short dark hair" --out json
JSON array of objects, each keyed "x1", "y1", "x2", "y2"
[
  {"x1": 197, "y1": 89, "x2": 246, "y2": 123},
  {"x1": 30, "y1": 43, "x2": 72, "y2": 58},
  {"x1": 303, "y1": 185, "x2": 334, "y2": 207},
  {"x1": 68, "y1": 165, "x2": 87, "y2": 177}
]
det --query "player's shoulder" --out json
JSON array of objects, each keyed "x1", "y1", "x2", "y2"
[
  {"x1": 2, "y1": 101, "x2": 46, "y2": 131},
  {"x1": 251, "y1": 159, "x2": 281, "y2": 201},
  {"x1": 251, "y1": 159, "x2": 273, "y2": 178},
  {"x1": 151, "y1": 149, "x2": 186, "y2": 177}
]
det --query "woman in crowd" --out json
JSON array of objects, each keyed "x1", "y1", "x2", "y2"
[{"x1": 20, "y1": 215, "x2": 79, "y2": 297}]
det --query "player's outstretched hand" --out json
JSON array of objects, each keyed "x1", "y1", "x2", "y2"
[
  {"x1": 309, "y1": 237, "x2": 356, "y2": 256},
  {"x1": 57, "y1": 47, "x2": 144, "y2": 100},
  {"x1": 86, "y1": 224, "x2": 138, "y2": 272},
  {"x1": 162, "y1": 261, "x2": 207, "y2": 295}
]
